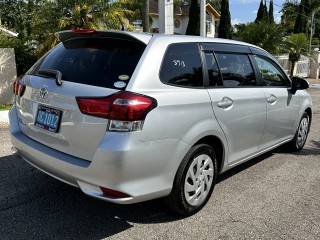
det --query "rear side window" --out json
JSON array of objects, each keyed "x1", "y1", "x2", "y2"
[
  {"x1": 216, "y1": 53, "x2": 256, "y2": 87},
  {"x1": 160, "y1": 43, "x2": 203, "y2": 87},
  {"x1": 31, "y1": 38, "x2": 146, "y2": 89}
]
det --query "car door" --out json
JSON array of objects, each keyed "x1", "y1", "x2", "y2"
[
  {"x1": 252, "y1": 55, "x2": 301, "y2": 150},
  {"x1": 202, "y1": 44, "x2": 267, "y2": 165}
]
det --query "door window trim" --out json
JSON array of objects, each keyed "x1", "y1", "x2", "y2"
[{"x1": 200, "y1": 43, "x2": 258, "y2": 88}]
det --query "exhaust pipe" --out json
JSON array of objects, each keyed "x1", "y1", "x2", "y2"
[{"x1": 11, "y1": 146, "x2": 18, "y2": 155}]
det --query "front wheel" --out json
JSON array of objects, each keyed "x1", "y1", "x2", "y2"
[
  {"x1": 288, "y1": 112, "x2": 310, "y2": 151},
  {"x1": 165, "y1": 144, "x2": 217, "y2": 216}
]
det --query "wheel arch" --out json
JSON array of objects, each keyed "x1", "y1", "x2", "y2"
[
  {"x1": 193, "y1": 135, "x2": 226, "y2": 174},
  {"x1": 305, "y1": 107, "x2": 312, "y2": 132}
]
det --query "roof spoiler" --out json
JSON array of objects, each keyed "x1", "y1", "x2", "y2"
[{"x1": 54, "y1": 29, "x2": 151, "y2": 45}]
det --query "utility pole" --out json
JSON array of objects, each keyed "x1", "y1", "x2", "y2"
[
  {"x1": 143, "y1": 0, "x2": 149, "y2": 32},
  {"x1": 309, "y1": 7, "x2": 320, "y2": 53},
  {"x1": 200, "y1": 0, "x2": 206, "y2": 36},
  {"x1": 309, "y1": 11, "x2": 315, "y2": 53},
  {"x1": 159, "y1": 0, "x2": 173, "y2": 34}
]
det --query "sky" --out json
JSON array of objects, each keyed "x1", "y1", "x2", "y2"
[{"x1": 229, "y1": 0, "x2": 286, "y2": 25}]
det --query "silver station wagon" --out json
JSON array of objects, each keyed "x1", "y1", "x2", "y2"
[{"x1": 9, "y1": 29, "x2": 312, "y2": 215}]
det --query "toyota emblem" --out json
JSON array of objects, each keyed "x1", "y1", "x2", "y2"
[{"x1": 39, "y1": 87, "x2": 49, "y2": 99}]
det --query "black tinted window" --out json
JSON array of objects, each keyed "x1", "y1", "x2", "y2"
[
  {"x1": 216, "y1": 53, "x2": 256, "y2": 87},
  {"x1": 31, "y1": 38, "x2": 145, "y2": 89},
  {"x1": 254, "y1": 56, "x2": 290, "y2": 87},
  {"x1": 160, "y1": 43, "x2": 203, "y2": 87},
  {"x1": 204, "y1": 52, "x2": 223, "y2": 87}
]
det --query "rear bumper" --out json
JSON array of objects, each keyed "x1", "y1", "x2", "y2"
[{"x1": 9, "y1": 105, "x2": 189, "y2": 204}]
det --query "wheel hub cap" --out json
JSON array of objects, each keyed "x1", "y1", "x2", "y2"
[{"x1": 184, "y1": 154, "x2": 214, "y2": 206}]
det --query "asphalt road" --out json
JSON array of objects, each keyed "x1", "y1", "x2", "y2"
[{"x1": 0, "y1": 88, "x2": 320, "y2": 240}]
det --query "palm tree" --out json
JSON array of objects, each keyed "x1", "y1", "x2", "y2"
[
  {"x1": 234, "y1": 21, "x2": 284, "y2": 55},
  {"x1": 283, "y1": 33, "x2": 309, "y2": 77},
  {"x1": 35, "y1": 1, "x2": 134, "y2": 57}
]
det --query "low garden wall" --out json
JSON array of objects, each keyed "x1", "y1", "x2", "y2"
[{"x1": 0, "y1": 48, "x2": 17, "y2": 105}]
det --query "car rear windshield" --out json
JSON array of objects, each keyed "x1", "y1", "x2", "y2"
[{"x1": 29, "y1": 38, "x2": 146, "y2": 89}]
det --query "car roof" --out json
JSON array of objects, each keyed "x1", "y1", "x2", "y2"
[{"x1": 55, "y1": 29, "x2": 268, "y2": 55}]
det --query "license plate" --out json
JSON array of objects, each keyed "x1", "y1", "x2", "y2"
[{"x1": 35, "y1": 106, "x2": 62, "y2": 133}]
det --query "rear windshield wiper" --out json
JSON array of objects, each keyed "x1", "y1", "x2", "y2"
[{"x1": 38, "y1": 69, "x2": 63, "y2": 86}]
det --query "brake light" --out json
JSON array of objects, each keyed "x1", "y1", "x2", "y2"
[
  {"x1": 13, "y1": 76, "x2": 25, "y2": 97},
  {"x1": 71, "y1": 29, "x2": 96, "y2": 34},
  {"x1": 76, "y1": 92, "x2": 157, "y2": 132},
  {"x1": 76, "y1": 97, "x2": 111, "y2": 118}
]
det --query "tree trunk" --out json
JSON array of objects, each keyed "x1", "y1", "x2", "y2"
[
  {"x1": 290, "y1": 60, "x2": 296, "y2": 78},
  {"x1": 143, "y1": 0, "x2": 149, "y2": 32}
]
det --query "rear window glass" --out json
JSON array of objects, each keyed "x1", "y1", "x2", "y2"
[
  {"x1": 30, "y1": 38, "x2": 146, "y2": 89},
  {"x1": 159, "y1": 43, "x2": 203, "y2": 87}
]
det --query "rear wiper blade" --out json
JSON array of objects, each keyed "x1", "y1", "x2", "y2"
[{"x1": 38, "y1": 69, "x2": 63, "y2": 86}]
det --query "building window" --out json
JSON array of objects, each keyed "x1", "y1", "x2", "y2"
[{"x1": 206, "y1": 12, "x2": 211, "y2": 34}]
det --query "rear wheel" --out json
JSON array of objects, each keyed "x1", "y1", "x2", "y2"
[
  {"x1": 288, "y1": 112, "x2": 310, "y2": 151},
  {"x1": 166, "y1": 144, "x2": 217, "y2": 216}
]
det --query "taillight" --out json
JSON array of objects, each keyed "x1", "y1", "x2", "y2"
[
  {"x1": 13, "y1": 76, "x2": 25, "y2": 97},
  {"x1": 76, "y1": 97, "x2": 111, "y2": 118},
  {"x1": 76, "y1": 92, "x2": 157, "y2": 132}
]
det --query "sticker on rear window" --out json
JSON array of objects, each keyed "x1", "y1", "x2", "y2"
[
  {"x1": 114, "y1": 81, "x2": 127, "y2": 88},
  {"x1": 118, "y1": 75, "x2": 129, "y2": 81}
]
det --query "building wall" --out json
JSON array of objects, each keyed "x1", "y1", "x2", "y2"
[
  {"x1": 0, "y1": 48, "x2": 17, "y2": 105},
  {"x1": 310, "y1": 50, "x2": 320, "y2": 79},
  {"x1": 173, "y1": 16, "x2": 189, "y2": 35},
  {"x1": 207, "y1": 13, "x2": 216, "y2": 38},
  {"x1": 151, "y1": 14, "x2": 216, "y2": 36}
]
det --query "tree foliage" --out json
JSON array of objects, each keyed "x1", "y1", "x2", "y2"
[
  {"x1": 234, "y1": 21, "x2": 284, "y2": 54},
  {"x1": 280, "y1": 1, "x2": 299, "y2": 34},
  {"x1": 0, "y1": 0, "x2": 136, "y2": 65},
  {"x1": 293, "y1": 0, "x2": 309, "y2": 34},
  {"x1": 186, "y1": 0, "x2": 200, "y2": 36},
  {"x1": 282, "y1": 0, "x2": 319, "y2": 36},
  {"x1": 255, "y1": 0, "x2": 268, "y2": 22},
  {"x1": 0, "y1": 32, "x2": 36, "y2": 75},
  {"x1": 269, "y1": 0, "x2": 274, "y2": 23},
  {"x1": 218, "y1": 0, "x2": 232, "y2": 39}
]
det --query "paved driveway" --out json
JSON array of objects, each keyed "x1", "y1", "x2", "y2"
[{"x1": 0, "y1": 88, "x2": 319, "y2": 240}]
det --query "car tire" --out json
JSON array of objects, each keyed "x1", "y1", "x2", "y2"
[
  {"x1": 165, "y1": 144, "x2": 217, "y2": 216},
  {"x1": 287, "y1": 112, "x2": 310, "y2": 151}
]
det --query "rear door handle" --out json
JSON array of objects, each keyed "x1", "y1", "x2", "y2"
[
  {"x1": 218, "y1": 97, "x2": 233, "y2": 109},
  {"x1": 267, "y1": 94, "x2": 277, "y2": 104}
]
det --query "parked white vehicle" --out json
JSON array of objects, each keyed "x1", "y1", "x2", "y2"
[{"x1": 9, "y1": 30, "x2": 312, "y2": 215}]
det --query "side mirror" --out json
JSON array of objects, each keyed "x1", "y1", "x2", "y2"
[{"x1": 291, "y1": 77, "x2": 309, "y2": 94}]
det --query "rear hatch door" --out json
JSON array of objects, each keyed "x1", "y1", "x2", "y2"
[{"x1": 15, "y1": 30, "x2": 149, "y2": 161}]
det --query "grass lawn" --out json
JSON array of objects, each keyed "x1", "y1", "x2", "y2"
[{"x1": 0, "y1": 104, "x2": 12, "y2": 111}]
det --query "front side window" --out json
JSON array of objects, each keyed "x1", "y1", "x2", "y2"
[
  {"x1": 216, "y1": 53, "x2": 256, "y2": 87},
  {"x1": 160, "y1": 43, "x2": 203, "y2": 87},
  {"x1": 254, "y1": 56, "x2": 290, "y2": 87}
]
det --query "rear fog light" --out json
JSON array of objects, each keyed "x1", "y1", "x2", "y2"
[{"x1": 100, "y1": 187, "x2": 130, "y2": 198}]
